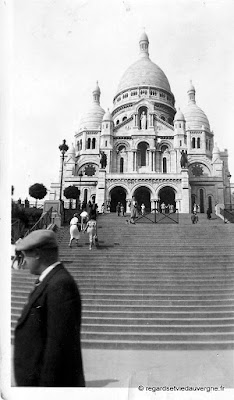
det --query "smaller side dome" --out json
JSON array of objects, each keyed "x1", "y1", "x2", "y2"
[
  {"x1": 102, "y1": 108, "x2": 113, "y2": 122},
  {"x1": 213, "y1": 142, "x2": 220, "y2": 155},
  {"x1": 212, "y1": 142, "x2": 221, "y2": 161},
  {"x1": 183, "y1": 83, "x2": 210, "y2": 131},
  {"x1": 67, "y1": 142, "x2": 75, "y2": 155},
  {"x1": 79, "y1": 82, "x2": 105, "y2": 130},
  {"x1": 174, "y1": 108, "x2": 185, "y2": 121}
]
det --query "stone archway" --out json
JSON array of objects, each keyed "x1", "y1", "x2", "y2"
[
  {"x1": 158, "y1": 186, "x2": 176, "y2": 212},
  {"x1": 110, "y1": 186, "x2": 127, "y2": 212},
  {"x1": 133, "y1": 186, "x2": 151, "y2": 212}
]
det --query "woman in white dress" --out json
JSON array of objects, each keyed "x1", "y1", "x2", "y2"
[
  {"x1": 83, "y1": 213, "x2": 97, "y2": 250},
  {"x1": 69, "y1": 213, "x2": 81, "y2": 247}
]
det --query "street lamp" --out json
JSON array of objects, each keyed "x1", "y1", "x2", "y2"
[{"x1": 59, "y1": 139, "x2": 69, "y2": 201}]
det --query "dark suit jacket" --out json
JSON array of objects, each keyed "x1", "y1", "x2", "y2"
[{"x1": 14, "y1": 263, "x2": 85, "y2": 387}]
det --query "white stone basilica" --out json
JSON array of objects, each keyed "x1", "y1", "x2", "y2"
[{"x1": 50, "y1": 32, "x2": 231, "y2": 214}]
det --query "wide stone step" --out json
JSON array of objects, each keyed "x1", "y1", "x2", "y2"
[
  {"x1": 80, "y1": 304, "x2": 234, "y2": 312},
  {"x1": 11, "y1": 292, "x2": 234, "y2": 301},
  {"x1": 12, "y1": 268, "x2": 234, "y2": 278},
  {"x1": 11, "y1": 278, "x2": 234, "y2": 287},
  {"x1": 77, "y1": 283, "x2": 234, "y2": 290},
  {"x1": 11, "y1": 297, "x2": 234, "y2": 306},
  {"x1": 81, "y1": 331, "x2": 234, "y2": 342},
  {"x1": 74, "y1": 310, "x2": 234, "y2": 318},
  {"x1": 80, "y1": 339, "x2": 234, "y2": 350},
  {"x1": 80, "y1": 324, "x2": 234, "y2": 334},
  {"x1": 12, "y1": 287, "x2": 234, "y2": 297}
]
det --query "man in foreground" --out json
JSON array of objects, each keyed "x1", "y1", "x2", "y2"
[{"x1": 14, "y1": 229, "x2": 85, "y2": 387}]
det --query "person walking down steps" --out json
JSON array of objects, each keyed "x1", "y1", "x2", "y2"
[
  {"x1": 191, "y1": 211, "x2": 199, "y2": 224},
  {"x1": 83, "y1": 212, "x2": 97, "y2": 250},
  {"x1": 69, "y1": 213, "x2": 81, "y2": 247}
]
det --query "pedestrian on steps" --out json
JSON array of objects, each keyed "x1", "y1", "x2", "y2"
[
  {"x1": 69, "y1": 213, "x2": 81, "y2": 247},
  {"x1": 80, "y1": 209, "x2": 89, "y2": 231},
  {"x1": 141, "y1": 203, "x2": 145, "y2": 215},
  {"x1": 191, "y1": 211, "x2": 198, "y2": 224},
  {"x1": 207, "y1": 208, "x2": 212, "y2": 219},
  {"x1": 88, "y1": 198, "x2": 98, "y2": 218},
  {"x1": 130, "y1": 197, "x2": 138, "y2": 224},
  {"x1": 83, "y1": 212, "x2": 97, "y2": 250},
  {"x1": 116, "y1": 202, "x2": 121, "y2": 216}
]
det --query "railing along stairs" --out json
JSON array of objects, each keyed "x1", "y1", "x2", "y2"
[
  {"x1": 220, "y1": 204, "x2": 234, "y2": 223},
  {"x1": 11, "y1": 207, "x2": 53, "y2": 269},
  {"x1": 135, "y1": 208, "x2": 179, "y2": 224}
]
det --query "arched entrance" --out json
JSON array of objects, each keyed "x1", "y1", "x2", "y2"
[
  {"x1": 134, "y1": 187, "x2": 151, "y2": 212},
  {"x1": 158, "y1": 186, "x2": 176, "y2": 211},
  {"x1": 110, "y1": 186, "x2": 126, "y2": 212}
]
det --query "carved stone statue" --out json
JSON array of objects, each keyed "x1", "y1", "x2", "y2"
[
  {"x1": 180, "y1": 150, "x2": 188, "y2": 169},
  {"x1": 141, "y1": 111, "x2": 147, "y2": 130},
  {"x1": 100, "y1": 151, "x2": 107, "y2": 169}
]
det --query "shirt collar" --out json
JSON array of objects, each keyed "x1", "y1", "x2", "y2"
[{"x1": 38, "y1": 261, "x2": 61, "y2": 282}]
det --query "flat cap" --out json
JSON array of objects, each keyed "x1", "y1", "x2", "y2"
[{"x1": 15, "y1": 230, "x2": 58, "y2": 251}]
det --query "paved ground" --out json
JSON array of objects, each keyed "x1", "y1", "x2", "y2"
[{"x1": 11, "y1": 346, "x2": 234, "y2": 389}]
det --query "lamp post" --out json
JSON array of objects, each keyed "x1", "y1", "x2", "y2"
[{"x1": 59, "y1": 139, "x2": 69, "y2": 201}]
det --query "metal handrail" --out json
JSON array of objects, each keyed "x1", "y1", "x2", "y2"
[
  {"x1": 11, "y1": 207, "x2": 54, "y2": 269},
  {"x1": 24, "y1": 207, "x2": 53, "y2": 236},
  {"x1": 135, "y1": 208, "x2": 179, "y2": 224},
  {"x1": 220, "y1": 207, "x2": 234, "y2": 223},
  {"x1": 11, "y1": 219, "x2": 25, "y2": 244}
]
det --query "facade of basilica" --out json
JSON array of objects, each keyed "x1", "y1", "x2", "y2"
[{"x1": 50, "y1": 32, "x2": 231, "y2": 214}]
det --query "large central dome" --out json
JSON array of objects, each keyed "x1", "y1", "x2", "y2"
[
  {"x1": 117, "y1": 58, "x2": 171, "y2": 93},
  {"x1": 116, "y1": 32, "x2": 171, "y2": 94}
]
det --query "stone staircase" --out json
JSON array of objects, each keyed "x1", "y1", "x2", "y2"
[{"x1": 11, "y1": 213, "x2": 234, "y2": 349}]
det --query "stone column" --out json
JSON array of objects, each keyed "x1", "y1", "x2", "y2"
[
  {"x1": 96, "y1": 169, "x2": 106, "y2": 212},
  {"x1": 133, "y1": 114, "x2": 138, "y2": 129},
  {"x1": 149, "y1": 150, "x2": 153, "y2": 171},
  {"x1": 180, "y1": 168, "x2": 190, "y2": 213},
  {"x1": 151, "y1": 199, "x2": 156, "y2": 211},
  {"x1": 155, "y1": 150, "x2": 161, "y2": 172},
  {"x1": 149, "y1": 114, "x2": 154, "y2": 128},
  {"x1": 126, "y1": 197, "x2": 131, "y2": 214},
  {"x1": 133, "y1": 150, "x2": 137, "y2": 171}
]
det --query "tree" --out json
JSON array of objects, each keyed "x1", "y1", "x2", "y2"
[
  {"x1": 63, "y1": 186, "x2": 80, "y2": 209},
  {"x1": 29, "y1": 183, "x2": 47, "y2": 207}
]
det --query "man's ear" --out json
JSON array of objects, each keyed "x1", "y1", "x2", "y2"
[{"x1": 34, "y1": 248, "x2": 41, "y2": 260}]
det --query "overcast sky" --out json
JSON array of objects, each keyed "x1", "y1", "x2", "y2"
[{"x1": 7, "y1": 0, "x2": 234, "y2": 200}]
